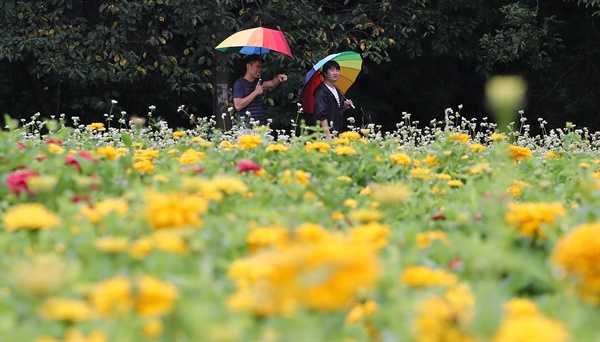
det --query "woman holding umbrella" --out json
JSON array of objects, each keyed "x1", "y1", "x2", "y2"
[
  {"x1": 314, "y1": 60, "x2": 354, "y2": 139},
  {"x1": 233, "y1": 55, "x2": 288, "y2": 127}
]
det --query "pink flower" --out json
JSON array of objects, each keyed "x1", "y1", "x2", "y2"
[
  {"x1": 17, "y1": 142, "x2": 26, "y2": 149},
  {"x1": 65, "y1": 151, "x2": 96, "y2": 172},
  {"x1": 236, "y1": 159, "x2": 260, "y2": 174},
  {"x1": 448, "y1": 258, "x2": 463, "y2": 271},
  {"x1": 6, "y1": 169, "x2": 38, "y2": 195},
  {"x1": 45, "y1": 138, "x2": 63, "y2": 145}
]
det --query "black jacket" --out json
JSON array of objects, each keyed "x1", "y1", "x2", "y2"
[{"x1": 314, "y1": 82, "x2": 344, "y2": 132}]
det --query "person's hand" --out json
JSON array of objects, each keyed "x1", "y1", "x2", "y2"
[
  {"x1": 343, "y1": 99, "x2": 354, "y2": 110},
  {"x1": 254, "y1": 82, "x2": 264, "y2": 95},
  {"x1": 278, "y1": 74, "x2": 288, "y2": 83}
]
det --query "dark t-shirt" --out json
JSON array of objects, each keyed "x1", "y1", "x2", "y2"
[{"x1": 233, "y1": 77, "x2": 265, "y2": 125}]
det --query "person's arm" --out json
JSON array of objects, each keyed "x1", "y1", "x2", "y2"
[
  {"x1": 262, "y1": 74, "x2": 288, "y2": 89},
  {"x1": 233, "y1": 81, "x2": 263, "y2": 113}
]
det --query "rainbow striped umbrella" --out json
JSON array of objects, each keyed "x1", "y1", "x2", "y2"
[
  {"x1": 299, "y1": 51, "x2": 362, "y2": 113},
  {"x1": 216, "y1": 27, "x2": 293, "y2": 57}
]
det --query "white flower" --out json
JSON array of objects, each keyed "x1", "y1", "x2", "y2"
[{"x1": 111, "y1": 99, "x2": 118, "y2": 104}]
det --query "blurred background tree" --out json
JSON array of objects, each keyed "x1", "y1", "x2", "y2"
[{"x1": 0, "y1": 0, "x2": 598, "y2": 133}]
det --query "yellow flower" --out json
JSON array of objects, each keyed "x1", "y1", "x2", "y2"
[
  {"x1": 294, "y1": 223, "x2": 331, "y2": 243},
  {"x1": 493, "y1": 300, "x2": 569, "y2": 342},
  {"x1": 142, "y1": 318, "x2": 164, "y2": 338},
  {"x1": 79, "y1": 198, "x2": 128, "y2": 224},
  {"x1": 247, "y1": 224, "x2": 290, "y2": 253},
  {"x1": 423, "y1": 154, "x2": 440, "y2": 167},
  {"x1": 331, "y1": 211, "x2": 345, "y2": 220},
  {"x1": 238, "y1": 134, "x2": 263, "y2": 149},
  {"x1": 305, "y1": 141, "x2": 331, "y2": 153},
  {"x1": 89, "y1": 122, "x2": 105, "y2": 130},
  {"x1": 144, "y1": 191, "x2": 209, "y2": 230},
  {"x1": 505, "y1": 202, "x2": 566, "y2": 238},
  {"x1": 335, "y1": 146, "x2": 356, "y2": 155},
  {"x1": 172, "y1": 130, "x2": 186, "y2": 139},
  {"x1": 91, "y1": 277, "x2": 134, "y2": 317},
  {"x1": 409, "y1": 168, "x2": 431, "y2": 180},
  {"x1": 449, "y1": 132, "x2": 469, "y2": 144},
  {"x1": 11, "y1": 254, "x2": 69, "y2": 297},
  {"x1": 400, "y1": 266, "x2": 458, "y2": 288},
  {"x1": 133, "y1": 148, "x2": 160, "y2": 161},
  {"x1": 152, "y1": 231, "x2": 188, "y2": 255},
  {"x1": 96, "y1": 146, "x2": 119, "y2": 160},
  {"x1": 417, "y1": 231, "x2": 450, "y2": 249},
  {"x1": 219, "y1": 140, "x2": 237, "y2": 151},
  {"x1": 94, "y1": 236, "x2": 129, "y2": 253},
  {"x1": 507, "y1": 180, "x2": 532, "y2": 197},
  {"x1": 177, "y1": 149, "x2": 206, "y2": 165},
  {"x1": 469, "y1": 144, "x2": 486, "y2": 152},
  {"x1": 412, "y1": 284, "x2": 475, "y2": 342},
  {"x1": 349, "y1": 221, "x2": 390, "y2": 248},
  {"x1": 136, "y1": 275, "x2": 179, "y2": 317},
  {"x1": 489, "y1": 133, "x2": 507, "y2": 141},
  {"x1": 227, "y1": 235, "x2": 381, "y2": 315},
  {"x1": 507, "y1": 145, "x2": 532, "y2": 162},
  {"x1": 337, "y1": 175, "x2": 352, "y2": 182},
  {"x1": 390, "y1": 153, "x2": 411, "y2": 166},
  {"x1": 3, "y1": 203, "x2": 61, "y2": 231},
  {"x1": 26, "y1": 175, "x2": 58, "y2": 194},
  {"x1": 37, "y1": 297, "x2": 93, "y2": 322},
  {"x1": 447, "y1": 180, "x2": 464, "y2": 187},
  {"x1": 552, "y1": 221, "x2": 600, "y2": 303},
  {"x1": 343, "y1": 198, "x2": 358, "y2": 208},
  {"x1": 130, "y1": 237, "x2": 154, "y2": 259},
  {"x1": 345, "y1": 299, "x2": 378, "y2": 325},
  {"x1": 47, "y1": 143, "x2": 65, "y2": 154},
  {"x1": 210, "y1": 175, "x2": 248, "y2": 195},
  {"x1": 133, "y1": 159, "x2": 155, "y2": 174},
  {"x1": 545, "y1": 151, "x2": 561, "y2": 159},
  {"x1": 339, "y1": 131, "x2": 361, "y2": 140},
  {"x1": 266, "y1": 143, "x2": 289, "y2": 152},
  {"x1": 349, "y1": 209, "x2": 384, "y2": 223},
  {"x1": 369, "y1": 183, "x2": 411, "y2": 204}
]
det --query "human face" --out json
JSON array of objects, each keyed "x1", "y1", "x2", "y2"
[
  {"x1": 324, "y1": 67, "x2": 340, "y2": 83},
  {"x1": 247, "y1": 61, "x2": 262, "y2": 80}
]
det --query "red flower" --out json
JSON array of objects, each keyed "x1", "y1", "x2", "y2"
[
  {"x1": 448, "y1": 258, "x2": 463, "y2": 271},
  {"x1": 179, "y1": 166, "x2": 206, "y2": 173},
  {"x1": 6, "y1": 169, "x2": 38, "y2": 195},
  {"x1": 45, "y1": 138, "x2": 63, "y2": 145},
  {"x1": 236, "y1": 159, "x2": 260, "y2": 174},
  {"x1": 432, "y1": 212, "x2": 446, "y2": 221},
  {"x1": 65, "y1": 151, "x2": 96, "y2": 172},
  {"x1": 17, "y1": 142, "x2": 26, "y2": 149}
]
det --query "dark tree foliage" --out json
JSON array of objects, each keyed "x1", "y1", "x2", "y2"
[{"x1": 1, "y1": 0, "x2": 598, "y2": 132}]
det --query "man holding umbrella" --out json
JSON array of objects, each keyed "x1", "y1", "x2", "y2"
[
  {"x1": 314, "y1": 60, "x2": 354, "y2": 139},
  {"x1": 233, "y1": 55, "x2": 288, "y2": 127}
]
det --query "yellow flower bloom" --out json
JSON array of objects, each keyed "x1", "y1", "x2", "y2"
[
  {"x1": 449, "y1": 132, "x2": 469, "y2": 144},
  {"x1": 337, "y1": 175, "x2": 352, "y2": 182},
  {"x1": 424, "y1": 154, "x2": 440, "y2": 167},
  {"x1": 335, "y1": 146, "x2": 356, "y2": 155},
  {"x1": 144, "y1": 191, "x2": 209, "y2": 230},
  {"x1": 11, "y1": 254, "x2": 68, "y2": 297},
  {"x1": 469, "y1": 144, "x2": 486, "y2": 152},
  {"x1": 349, "y1": 209, "x2": 384, "y2": 223},
  {"x1": 133, "y1": 159, "x2": 155, "y2": 174},
  {"x1": 294, "y1": 223, "x2": 331, "y2": 243},
  {"x1": 370, "y1": 183, "x2": 411, "y2": 204},
  {"x1": 447, "y1": 180, "x2": 464, "y2": 187},
  {"x1": 390, "y1": 153, "x2": 411, "y2": 166},
  {"x1": 339, "y1": 131, "x2": 361, "y2": 140},
  {"x1": 507, "y1": 180, "x2": 532, "y2": 197},
  {"x1": 247, "y1": 224, "x2": 290, "y2": 253},
  {"x1": 266, "y1": 143, "x2": 289, "y2": 152},
  {"x1": 136, "y1": 275, "x2": 179, "y2": 317},
  {"x1": 489, "y1": 133, "x2": 507, "y2": 141},
  {"x1": 94, "y1": 236, "x2": 129, "y2": 253},
  {"x1": 91, "y1": 277, "x2": 134, "y2": 317},
  {"x1": 3, "y1": 203, "x2": 61, "y2": 231},
  {"x1": 349, "y1": 221, "x2": 390, "y2": 248},
  {"x1": 79, "y1": 198, "x2": 129, "y2": 224},
  {"x1": 507, "y1": 145, "x2": 532, "y2": 162},
  {"x1": 219, "y1": 140, "x2": 237, "y2": 151},
  {"x1": 417, "y1": 231, "x2": 450, "y2": 249},
  {"x1": 152, "y1": 231, "x2": 189, "y2": 255},
  {"x1": 172, "y1": 131, "x2": 186, "y2": 139},
  {"x1": 343, "y1": 198, "x2": 358, "y2": 208},
  {"x1": 89, "y1": 122, "x2": 105, "y2": 130},
  {"x1": 493, "y1": 300, "x2": 569, "y2": 342},
  {"x1": 142, "y1": 318, "x2": 164, "y2": 338},
  {"x1": 502, "y1": 298, "x2": 540, "y2": 318},
  {"x1": 552, "y1": 221, "x2": 600, "y2": 303},
  {"x1": 545, "y1": 151, "x2": 561, "y2": 159},
  {"x1": 305, "y1": 141, "x2": 331, "y2": 153},
  {"x1": 96, "y1": 145, "x2": 119, "y2": 160},
  {"x1": 211, "y1": 175, "x2": 249, "y2": 195},
  {"x1": 177, "y1": 149, "x2": 206, "y2": 165},
  {"x1": 37, "y1": 298, "x2": 93, "y2": 322},
  {"x1": 130, "y1": 237, "x2": 154, "y2": 259},
  {"x1": 400, "y1": 266, "x2": 458, "y2": 288},
  {"x1": 238, "y1": 134, "x2": 263, "y2": 149},
  {"x1": 47, "y1": 143, "x2": 65, "y2": 154},
  {"x1": 409, "y1": 168, "x2": 431, "y2": 180},
  {"x1": 505, "y1": 202, "x2": 566, "y2": 238}
]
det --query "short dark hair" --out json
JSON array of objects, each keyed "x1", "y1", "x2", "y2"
[
  {"x1": 322, "y1": 60, "x2": 340, "y2": 73},
  {"x1": 244, "y1": 54, "x2": 261, "y2": 65}
]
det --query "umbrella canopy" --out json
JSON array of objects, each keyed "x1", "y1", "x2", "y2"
[
  {"x1": 299, "y1": 51, "x2": 362, "y2": 114},
  {"x1": 216, "y1": 27, "x2": 293, "y2": 57}
]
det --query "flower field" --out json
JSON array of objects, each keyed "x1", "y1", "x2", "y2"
[{"x1": 1, "y1": 110, "x2": 599, "y2": 342}]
